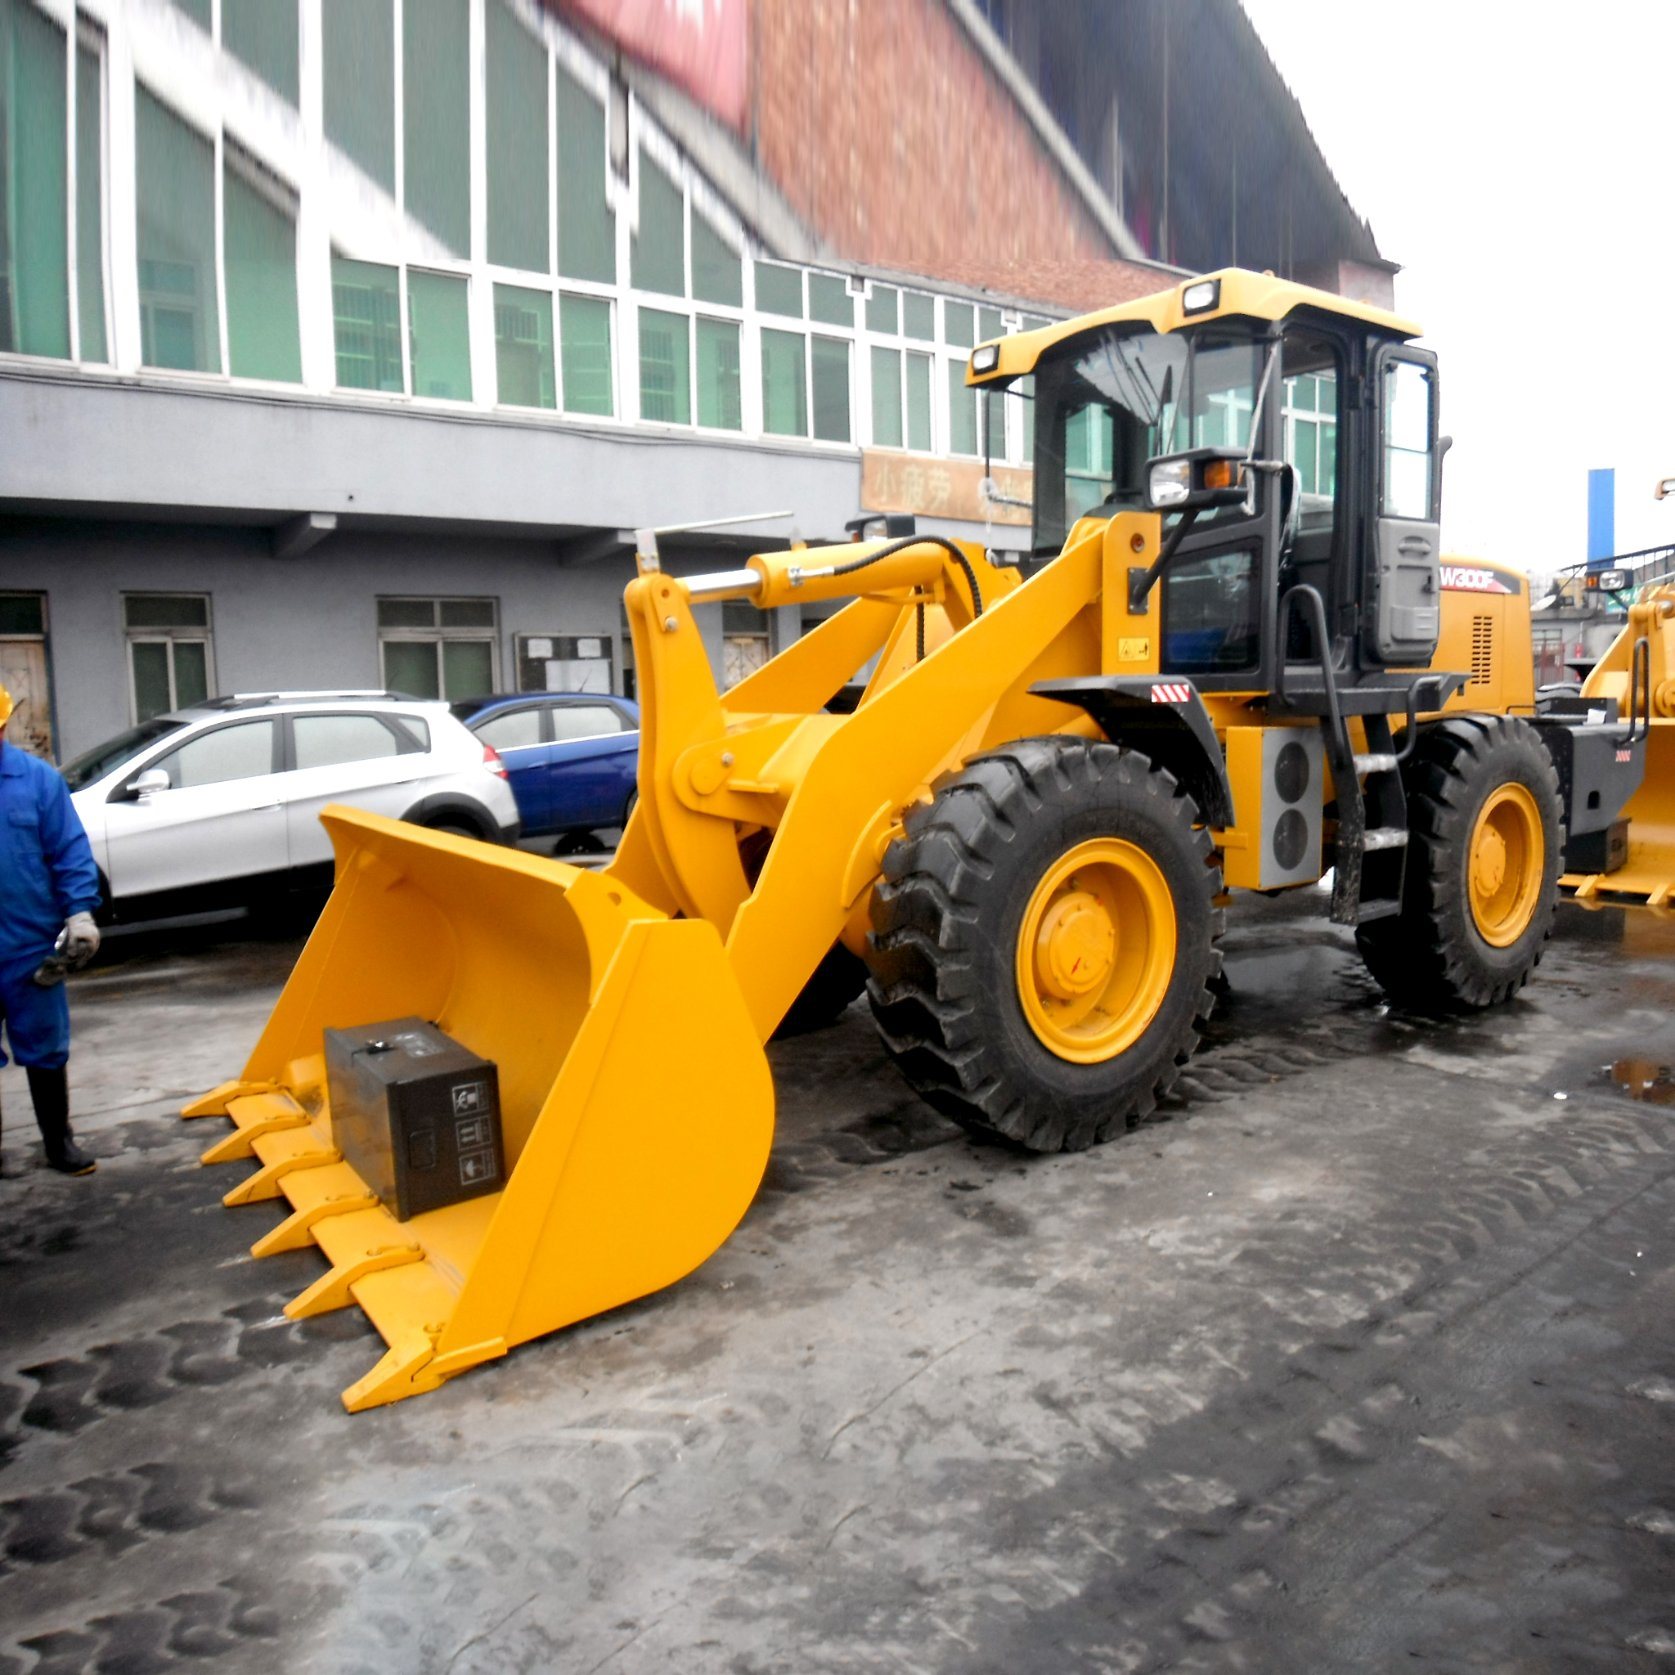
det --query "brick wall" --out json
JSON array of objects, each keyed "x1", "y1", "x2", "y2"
[{"x1": 750, "y1": 0, "x2": 1115, "y2": 289}]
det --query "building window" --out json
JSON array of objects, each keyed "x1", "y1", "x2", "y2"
[
  {"x1": 755, "y1": 262, "x2": 802, "y2": 319},
  {"x1": 124, "y1": 594, "x2": 212, "y2": 722},
  {"x1": 808, "y1": 274, "x2": 851, "y2": 329},
  {"x1": 324, "y1": 0, "x2": 395, "y2": 192},
  {"x1": 378, "y1": 597, "x2": 498, "y2": 700},
  {"x1": 333, "y1": 255, "x2": 403, "y2": 391},
  {"x1": 408, "y1": 268, "x2": 472, "y2": 400},
  {"x1": 946, "y1": 359, "x2": 977, "y2": 456},
  {"x1": 630, "y1": 147, "x2": 684, "y2": 297},
  {"x1": 761, "y1": 326, "x2": 806, "y2": 437},
  {"x1": 810, "y1": 335, "x2": 850, "y2": 443},
  {"x1": 75, "y1": 32, "x2": 107, "y2": 363},
  {"x1": 0, "y1": 591, "x2": 53, "y2": 757},
  {"x1": 556, "y1": 62, "x2": 614, "y2": 283},
  {"x1": 168, "y1": 0, "x2": 211, "y2": 31},
  {"x1": 485, "y1": 0, "x2": 547, "y2": 272},
  {"x1": 403, "y1": 0, "x2": 470, "y2": 255},
  {"x1": 560, "y1": 292, "x2": 613, "y2": 415},
  {"x1": 638, "y1": 307, "x2": 689, "y2": 423},
  {"x1": 692, "y1": 214, "x2": 741, "y2": 307},
  {"x1": 135, "y1": 86, "x2": 219, "y2": 372},
  {"x1": 224, "y1": 146, "x2": 301, "y2": 382},
  {"x1": 871, "y1": 346, "x2": 903, "y2": 447},
  {"x1": 494, "y1": 282, "x2": 555, "y2": 408},
  {"x1": 1284, "y1": 370, "x2": 1338, "y2": 497},
  {"x1": 222, "y1": 0, "x2": 298, "y2": 106},
  {"x1": 905, "y1": 352, "x2": 932, "y2": 451},
  {"x1": 902, "y1": 291, "x2": 935, "y2": 341},
  {"x1": 696, "y1": 317, "x2": 741, "y2": 430},
  {"x1": 0, "y1": 0, "x2": 69, "y2": 358}
]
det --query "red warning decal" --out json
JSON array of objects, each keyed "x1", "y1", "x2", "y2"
[{"x1": 1150, "y1": 682, "x2": 1193, "y2": 704}]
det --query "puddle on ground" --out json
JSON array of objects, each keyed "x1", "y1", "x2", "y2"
[{"x1": 1609, "y1": 1059, "x2": 1675, "y2": 1106}]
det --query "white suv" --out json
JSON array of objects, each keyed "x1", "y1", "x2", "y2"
[{"x1": 63, "y1": 691, "x2": 521, "y2": 923}]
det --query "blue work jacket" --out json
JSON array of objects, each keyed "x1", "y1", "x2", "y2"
[{"x1": 0, "y1": 740, "x2": 102, "y2": 968}]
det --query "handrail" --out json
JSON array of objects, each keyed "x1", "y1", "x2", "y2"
[
  {"x1": 1275, "y1": 585, "x2": 1346, "y2": 751},
  {"x1": 1629, "y1": 636, "x2": 1652, "y2": 745}
]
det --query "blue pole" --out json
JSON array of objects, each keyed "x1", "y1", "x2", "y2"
[{"x1": 1587, "y1": 468, "x2": 1615, "y2": 568}]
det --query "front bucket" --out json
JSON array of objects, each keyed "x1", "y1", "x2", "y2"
[
  {"x1": 1565, "y1": 723, "x2": 1675, "y2": 908},
  {"x1": 184, "y1": 807, "x2": 774, "y2": 1411}
]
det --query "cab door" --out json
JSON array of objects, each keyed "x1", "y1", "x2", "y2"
[
  {"x1": 102, "y1": 717, "x2": 286, "y2": 900},
  {"x1": 1366, "y1": 345, "x2": 1442, "y2": 664}
]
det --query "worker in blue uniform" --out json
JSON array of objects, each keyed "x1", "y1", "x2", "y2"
[{"x1": 0, "y1": 685, "x2": 103, "y2": 1175}]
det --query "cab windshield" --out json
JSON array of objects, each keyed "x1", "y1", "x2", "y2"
[{"x1": 1030, "y1": 325, "x2": 1263, "y2": 555}]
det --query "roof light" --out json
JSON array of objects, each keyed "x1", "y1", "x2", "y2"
[
  {"x1": 970, "y1": 342, "x2": 1000, "y2": 375},
  {"x1": 1181, "y1": 278, "x2": 1220, "y2": 315}
]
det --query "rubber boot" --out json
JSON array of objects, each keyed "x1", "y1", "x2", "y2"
[{"x1": 27, "y1": 1066, "x2": 95, "y2": 1176}]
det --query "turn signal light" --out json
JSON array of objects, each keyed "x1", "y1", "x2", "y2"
[{"x1": 1203, "y1": 459, "x2": 1238, "y2": 491}]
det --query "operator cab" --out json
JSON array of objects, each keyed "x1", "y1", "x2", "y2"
[{"x1": 981, "y1": 272, "x2": 1447, "y2": 703}]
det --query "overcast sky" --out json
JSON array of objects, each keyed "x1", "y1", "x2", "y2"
[{"x1": 1238, "y1": 1, "x2": 1675, "y2": 577}]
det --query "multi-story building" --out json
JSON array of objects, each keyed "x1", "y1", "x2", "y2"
[{"x1": 0, "y1": 0, "x2": 1389, "y2": 760}]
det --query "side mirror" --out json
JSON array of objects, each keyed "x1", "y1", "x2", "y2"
[
  {"x1": 131, "y1": 767, "x2": 171, "y2": 799},
  {"x1": 1144, "y1": 447, "x2": 1250, "y2": 513}
]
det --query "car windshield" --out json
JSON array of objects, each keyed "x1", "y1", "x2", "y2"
[
  {"x1": 1030, "y1": 325, "x2": 1262, "y2": 555},
  {"x1": 60, "y1": 718, "x2": 186, "y2": 790}
]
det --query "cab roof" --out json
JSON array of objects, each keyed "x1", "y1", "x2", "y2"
[{"x1": 968, "y1": 267, "x2": 1422, "y2": 386}]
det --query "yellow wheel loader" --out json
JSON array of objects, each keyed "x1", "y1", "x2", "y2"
[
  {"x1": 186, "y1": 269, "x2": 1647, "y2": 1410},
  {"x1": 1560, "y1": 584, "x2": 1674, "y2": 906}
]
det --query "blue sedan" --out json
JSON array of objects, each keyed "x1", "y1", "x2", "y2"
[{"x1": 452, "y1": 694, "x2": 639, "y2": 842}]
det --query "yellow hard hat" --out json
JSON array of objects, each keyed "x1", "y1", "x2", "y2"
[{"x1": 0, "y1": 685, "x2": 11, "y2": 727}]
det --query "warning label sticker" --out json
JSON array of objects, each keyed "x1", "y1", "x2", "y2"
[
  {"x1": 452, "y1": 1081, "x2": 487, "y2": 1117},
  {"x1": 455, "y1": 1114, "x2": 491, "y2": 1150},
  {"x1": 458, "y1": 1147, "x2": 496, "y2": 1186}
]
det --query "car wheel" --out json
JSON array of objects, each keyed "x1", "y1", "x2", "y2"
[{"x1": 422, "y1": 819, "x2": 481, "y2": 840}]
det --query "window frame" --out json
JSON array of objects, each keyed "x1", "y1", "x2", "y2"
[
  {"x1": 121, "y1": 591, "x2": 215, "y2": 724},
  {"x1": 376, "y1": 594, "x2": 501, "y2": 700}
]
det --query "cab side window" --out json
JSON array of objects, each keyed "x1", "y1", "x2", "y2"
[
  {"x1": 151, "y1": 720, "x2": 277, "y2": 789},
  {"x1": 1382, "y1": 360, "x2": 1435, "y2": 519}
]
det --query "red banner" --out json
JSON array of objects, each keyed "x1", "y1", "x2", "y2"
[{"x1": 557, "y1": 0, "x2": 748, "y2": 131}]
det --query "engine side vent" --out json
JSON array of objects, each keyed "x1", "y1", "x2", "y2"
[{"x1": 1469, "y1": 614, "x2": 1494, "y2": 687}]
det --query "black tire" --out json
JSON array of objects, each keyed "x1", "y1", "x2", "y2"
[
  {"x1": 865, "y1": 738, "x2": 1223, "y2": 1152},
  {"x1": 422, "y1": 819, "x2": 481, "y2": 840},
  {"x1": 774, "y1": 943, "x2": 868, "y2": 1038},
  {"x1": 1356, "y1": 715, "x2": 1561, "y2": 1011}
]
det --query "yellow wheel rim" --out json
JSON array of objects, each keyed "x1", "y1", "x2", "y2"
[
  {"x1": 1468, "y1": 783, "x2": 1544, "y2": 948},
  {"x1": 1015, "y1": 838, "x2": 1177, "y2": 1064}
]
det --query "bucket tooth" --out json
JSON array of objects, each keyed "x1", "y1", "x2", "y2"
[
  {"x1": 183, "y1": 1079, "x2": 279, "y2": 1120},
  {"x1": 221, "y1": 1146, "x2": 342, "y2": 1208},
  {"x1": 200, "y1": 1108, "x2": 310, "y2": 1165},
  {"x1": 284, "y1": 1241, "x2": 425, "y2": 1320},
  {"x1": 250, "y1": 1190, "x2": 381, "y2": 1259},
  {"x1": 341, "y1": 1325, "x2": 448, "y2": 1414}
]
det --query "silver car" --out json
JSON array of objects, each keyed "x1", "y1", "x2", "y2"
[{"x1": 63, "y1": 691, "x2": 521, "y2": 922}]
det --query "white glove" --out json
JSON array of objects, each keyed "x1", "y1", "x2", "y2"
[{"x1": 63, "y1": 911, "x2": 101, "y2": 965}]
